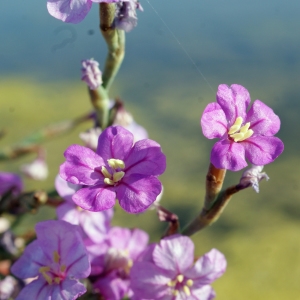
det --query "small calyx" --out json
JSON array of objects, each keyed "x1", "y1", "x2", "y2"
[{"x1": 228, "y1": 117, "x2": 253, "y2": 142}]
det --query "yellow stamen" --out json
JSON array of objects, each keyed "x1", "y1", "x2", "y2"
[
  {"x1": 127, "y1": 259, "x2": 133, "y2": 268},
  {"x1": 240, "y1": 122, "x2": 250, "y2": 133},
  {"x1": 172, "y1": 290, "x2": 179, "y2": 296},
  {"x1": 186, "y1": 279, "x2": 194, "y2": 287},
  {"x1": 183, "y1": 285, "x2": 191, "y2": 296},
  {"x1": 54, "y1": 277, "x2": 61, "y2": 284},
  {"x1": 238, "y1": 129, "x2": 254, "y2": 141},
  {"x1": 230, "y1": 132, "x2": 244, "y2": 142},
  {"x1": 167, "y1": 280, "x2": 176, "y2": 287},
  {"x1": 53, "y1": 251, "x2": 60, "y2": 263},
  {"x1": 39, "y1": 266, "x2": 50, "y2": 273},
  {"x1": 113, "y1": 171, "x2": 125, "y2": 182},
  {"x1": 176, "y1": 274, "x2": 184, "y2": 283},
  {"x1": 107, "y1": 159, "x2": 125, "y2": 169},
  {"x1": 228, "y1": 117, "x2": 253, "y2": 142},
  {"x1": 104, "y1": 178, "x2": 114, "y2": 185},
  {"x1": 228, "y1": 117, "x2": 243, "y2": 134},
  {"x1": 101, "y1": 166, "x2": 111, "y2": 178},
  {"x1": 40, "y1": 272, "x2": 53, "y2": 285},
  {"x1": 60, "y1": 265, "x2": 67, "y2": 272}
]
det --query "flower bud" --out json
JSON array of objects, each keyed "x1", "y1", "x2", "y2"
[
  {"x1": 20, "y1": 158, "x2": 48, "y2": 181},
  {"x1": 81, "y1": 59, "x2": 102, "y2": 90},
  {"x1": 239, "y1": 165, "x2": 269, "y2": 193}
]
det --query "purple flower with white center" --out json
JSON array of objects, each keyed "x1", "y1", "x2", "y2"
[
  {"x1": 130, "y1": 235, "x2": 226, "y2": 300},
  {"x1": 0, "y1": 172, "x2": 23, "y2": 197},
  {"x1": 47, "y1": 0, "x2": 121, "y2": 24},
  {"x1": 55, "y1": 175, "x2": 113, "y2": 243},
  {"x1": 114, "y1": 0, "x2": 143, "y2": 32},
  {"x1": 239, "y1": 165, "x2": 269, "y2": 193},
  {"x1": 201, "y1": 84, "x2": 284, "y2": 171},
  {"x1": 92, "y1": 227, "x2": 149, "y2": 299},
  {"x1": 11, "y1": 220, "x2": 90, "y2": 300},
  {"x1": 60, "y1": 125, "x2": 166, "y2": 213},
  {"x1": 81, "y1": 59, "x2": 102, "y2": 90}
]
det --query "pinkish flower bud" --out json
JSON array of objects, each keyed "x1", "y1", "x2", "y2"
[
  {"x1": 79, "y1": 127, "x2": 102, "y2": 150},
  {"x1": 81, "y1": 59, "x2": 102, "y2": 90},
  {"x1": 20, "y1": 158, "x2": 48, "y2": 181},
  {"x1": 239, "y1": 165, "x2": 269, "y2": 193},
  {"x1": 114, "y1": 107, "x2": 148, "y2": 142}
]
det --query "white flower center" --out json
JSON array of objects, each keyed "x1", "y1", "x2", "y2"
[
  {"x1": 167, "y1": 274, "x2": 193, "y2": 296},
  {"x1": 101, "y1": 158, "x2": 125, "y2": 185},
  {"x1": 228, "y1": 116, "x2": 253, "y2": 142}
]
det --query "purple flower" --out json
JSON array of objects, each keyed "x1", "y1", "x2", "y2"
[
  {"x1": 201, "y1": 84, "x2": 284, "y2": 171},
  {"x1": 47, "y1": 0, "x2": 121, "y2": 24},
  {"x1": 114, "y1": 0, "x2": 143, "y2": 32},
  {"x1": 55, "y1": 175, "x2": 113, "y2": 244},
  {"x1": 81, "y1": 59, "x2": 102, "y2": 90},
  {"x1": 11, "y1": 220, "x2": 90, "y2": 300},
  {"x1": 60, "y1": 125, "x2": 166, "y2": 213},
  {"x1": 92, "y1": 227, "x2": 149, "y2": 299},
  {"x1": 0, "y1": 172, "x2": 23, "y2": 197},
  {"x1": 130, "y1": 235, "x2": 226, "y2": 300}
]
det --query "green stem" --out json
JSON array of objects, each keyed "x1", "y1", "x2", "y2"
[{"x1": 99, "y1": 3, "x2": 125, "y2": 91}]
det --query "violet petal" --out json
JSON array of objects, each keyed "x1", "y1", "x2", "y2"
[
  {"x1": 153, "y1": 235, "x2": 194, "y2": 274},
  {"x1": 243, "y1": 136, "x2": 284, "y2": 166},
  {"x1": 117, "y1": 175, "x2": 162, "y2": 213},
  {"x1": 47, "y1": 0, "x2": 92, "y2": 24},
  {"x1": 96, "y1": 126, "x2": 134, "y2": 161},
  {"x1": 72, "y1": 185, "x2": 116, "y2": 211},
  {"x1": 186, "y1": 248, "x2": 226, "y2": 285},
  {"x1": 60, "y1": 144, "x2": 104, "y2": 185},
  {"x1": 130, "y1": 261, "x2": 170, "y2": 299},
  {"x1": 216, "y1": 84, "x2": 250, "y2": 125},
  {"x1": 11, "y1": 241, "x2": 48, "y2": 279},
  {"x1": 125, "y1": 139, "x2": 166, "y2": 176},
  {"x1": 201, "y1": 102, "x2": 228, "y2": 139},
  {"x1": 211, "y1": 139, "x2": 247, "y2": 171},
  {"x1": 246, "y1": 100, "x2": 281, "y2": 136}
]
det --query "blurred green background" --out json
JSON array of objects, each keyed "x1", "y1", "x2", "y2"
[{"x1": 1, "y1": 0, "x2": 300, "y2": 299}]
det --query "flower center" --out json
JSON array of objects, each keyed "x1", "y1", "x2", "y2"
[
  {"x1": 105, "y1": 248, "x2": 133, "y2": 275},
  {"x1": 228, "y1": 117, "x2": 253, "y2": 142},
  {"x1": 167, "y1": 274, "x2": 194, "y2": 296},
  {"x1": 101, "y1": 159, "x2": 125, "y2": 186},
  {"x1": 38, "y1": 250, "x2": 67, "y2": 285}
]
